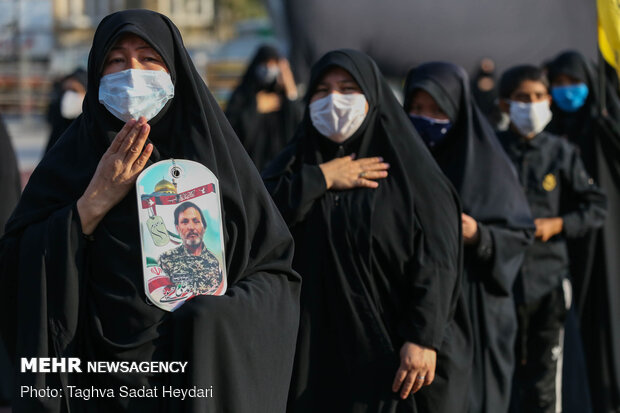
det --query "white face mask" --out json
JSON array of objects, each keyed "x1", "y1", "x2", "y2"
[
  {"x1": 60, "y1": 90, "x2": 84, "y2": 119},
  {"x1": 99, "y1": 68, "x2": 174, "y2": 122},
  {"x1": 509, "y1": 100, "x2": 552, "y2": 137},
  {"x1": 309, "y1": 93, "x2": 368, "y2": 143}
]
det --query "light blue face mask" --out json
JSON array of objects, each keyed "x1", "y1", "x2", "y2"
[
  {"x1": 551, "y1": 83, "x2": 589, "y2": 113},
  {"x1": 99, "y1": 69, "x2": 174, "y2": 122}
]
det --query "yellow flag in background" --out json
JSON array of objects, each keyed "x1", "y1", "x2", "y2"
[{"x1": 598, "y1": 0, "x2": 620, "y2": 81}]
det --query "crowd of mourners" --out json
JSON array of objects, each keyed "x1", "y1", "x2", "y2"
[{"x1": 0, "y1": 9, "x2": 619, "y2": 413}]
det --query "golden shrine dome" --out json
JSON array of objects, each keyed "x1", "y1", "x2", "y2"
[{"x1": 154, "y1": 179, "x2": 177, "y2": 194}]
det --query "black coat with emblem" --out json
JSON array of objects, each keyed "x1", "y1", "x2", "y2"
[
  {"x1": 497, "y1": 129, "x2": 606, "y2": 304},
  {"x1": 0, "y1": 10, "x2": 300, "y2": 413},
  {"x1": 404, "y1": 62, "x2": 535, "y2": 413},
  {"x1": 264, "y1": 50, "x2": 470, "y2": 413},
  {"x1": 498, "y1": 128, "x2": 606, "y2": 413}
]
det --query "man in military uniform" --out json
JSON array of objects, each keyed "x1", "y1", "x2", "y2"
[
  {"x1": 159, "y1": 201, "x2": 222, "y2": 297},
  {"x1": 497, "y1": 65, "x2": 607, "y2": 413}
]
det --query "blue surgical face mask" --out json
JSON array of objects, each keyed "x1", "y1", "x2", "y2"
[
  {"x1": 256, "y1": 64, "x2": 280, "y2": 85},
  {"x1": 408, "y1": 114, "x2": 452, "y2": 147},
  {"x1": 99, "y1": 68, "x2": 174, "y2": 122},
  {"x1": 551, "y1": 83, "x2": 589, "y2": 113}
]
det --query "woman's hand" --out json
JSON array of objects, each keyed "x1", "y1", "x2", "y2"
[
  {"x1": 318, "y1": 155, "x2": 389, "y2": 190},
  {"x1": 392, "y1": 341, "x2": 437, "y2": 399},
  {"x1": 462, "y1": 213, "x2": 480, "y2": 245},
  {"x1": 77, "y1": 117, "x2": 153, "y2": 235}
]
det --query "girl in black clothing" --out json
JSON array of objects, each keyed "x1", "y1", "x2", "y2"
[
  {"x1": 404, "y1": 61, "x2": 534, "y2": 413},
  {"x1": 546, "y1": 50, "x2": 620, "y2": 413}
]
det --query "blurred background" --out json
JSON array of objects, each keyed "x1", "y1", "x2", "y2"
[
  {"x1": 2, "y1": 0, "x2": 277, "y2": 185},
  {"x1": 0, "y1": 0, "x2": 601, "y2": 187}
]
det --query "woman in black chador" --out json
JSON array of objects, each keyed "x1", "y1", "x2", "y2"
[
  {"x1": 263, "y1": 49, "x2": 471, "y2": 413},
  {"x1": 546, "y1": 50, "x2": 620, "y2": 413},
  {"x1": 403, "y1": 62, "x2": 534, "y2": 413},
  {"x1": 225, "y1": 45, "x2": 301, "y2": 171},
  {"x1": 45, "y1": 68, "x2": 87, "y2": 153},
  {"x1": 0, "y1": 10, "x2": 300, "y2": 413}
]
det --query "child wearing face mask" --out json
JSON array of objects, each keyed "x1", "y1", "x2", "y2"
[{"x1": 496, "y1": 65, "x2": 607, "y2": 413}]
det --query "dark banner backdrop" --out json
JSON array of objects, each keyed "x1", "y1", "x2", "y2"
[{"x1": 268, "y1": 0, "x2": 597, "y2": 81}]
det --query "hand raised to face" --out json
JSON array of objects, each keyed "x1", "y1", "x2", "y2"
[{"x1": 77, "y1": 117, "x2": 153, "y2": 235}]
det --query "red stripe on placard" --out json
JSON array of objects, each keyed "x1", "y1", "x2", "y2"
[
  {"x1": 141, "y1": 196, "x2": 156, "y2": 209},
  {"x1": 141, "y1": 184, "x2": 216, "y2": 209},
  {"x1": 148, "y1": 275, "x2": 173, "y2": 293}
]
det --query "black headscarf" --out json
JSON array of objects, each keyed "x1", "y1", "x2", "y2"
[
  {"x1": 404, "y1": 62, "x2": 533, "y2": 231},
  {"x1": 470, "y1": 60, "x2": 502, "y2": 128},
  {"x1": 264, "y1": 50, "x2": 470, "y2": 412},
  {"x1": 45, "y1": 68, "x2": 87, "y2": 153},
  {"x1": 234, "y1": 45, "x2": 282, "y2": 94},
  {"x1": 404, "y1": 62, "x2": 534, "y2": 413},
  {"x1": 0, "y1": 10, "x2": 300, "y2": 412},
  {"x1": 546, "y1": 50, "x2": 620, "y2": 413},
  {"x1": 546, "y1": 50, "x2": 620, "y2": 177},
  {"x1": 225, "y1": 45, "x2": 302, "y2": 171}
]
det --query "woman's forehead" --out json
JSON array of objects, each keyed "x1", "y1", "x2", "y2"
[
  {"x1": 317, "y1": 66, "x2": 357, "y2": 84},
  {"x1": 411, "y1": 89, "x2": 436, "y2": 104},
  {"x1": 552, "y1": 73, "x2": 582, "y2": 83},
  {"x1": 109, "y1": 33, "x2": 153, "y2": 51}
]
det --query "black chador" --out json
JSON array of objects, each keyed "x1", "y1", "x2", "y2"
[
  {"x1": 404, "y1": 62, "x2": 535, "y2": 413},
  {"x1": 0, "y1": 10, "x2": 300, "y2": 413},
  {"x1": 546, "y1": 50, "x2": 620, "y2": 413},
  {"x1": 225, "y1": 45, "x2": 302, "y2": 171},
  {"x1": 264, "y1": 49, "x2": 470, "y2": 413},
  {"x1": 45, "y1": 68, "x2": 87, "y2": 153}
]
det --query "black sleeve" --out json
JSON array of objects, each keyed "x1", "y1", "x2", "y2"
[
  {"x1": 470, "y1": 223, "x2": 534, "y2": 296},
  {"x1": 262, "y1": 143, "x2": 327, "y2": 227},
  {"x1": 473, "y1": 222, "x2": 494, "y2": 262},
  {"x1": 398, "y1": 194, "x2": 463, "y2": 351},
  {"x1": 561, "y1": 147, "x2": 607, "y2": 238}
]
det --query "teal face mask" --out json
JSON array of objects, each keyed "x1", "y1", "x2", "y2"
[{"x1": 551, "y1": 83, "x2": 589, "y2": 113}]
